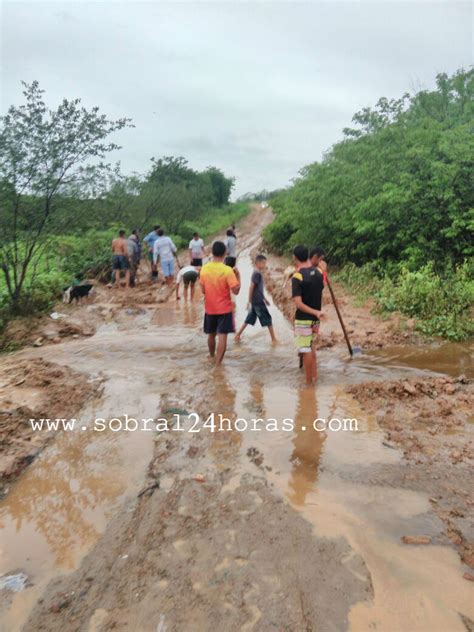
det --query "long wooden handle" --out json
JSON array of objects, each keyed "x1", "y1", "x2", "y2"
[{"x1": 326, "y1": 277, "x2": 353, "y2": 357}]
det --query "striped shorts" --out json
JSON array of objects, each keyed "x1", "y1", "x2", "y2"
[{"x1": 294, "y1": 319, "x2": 320, "y2": 353}]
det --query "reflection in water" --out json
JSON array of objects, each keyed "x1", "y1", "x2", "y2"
[
  {"x1": 208, "y1": 370, "x2": 242, "y2": 460},
  {"x1": 0, "y1": 374, "x2": 156, "y2": 586},
  {"x1": 182, "y1": 301, "x2": 200, "y2": 327},
  {"x1": 0, "y1": 428, "x2": 126, "y2": 573},
  {"x1": 249, "y1": 380, "x2": 265, "y2": 415},
  {"x1": 370, "y1": 341, "x2": 474, "y2": 378},
  {"x1": 288, "y1": 387, "x2": 326, "y2": 506}
]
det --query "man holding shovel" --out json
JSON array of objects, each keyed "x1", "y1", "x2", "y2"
[{"x1": 291, "y1": 245, "x2": 324, "y2": 385}]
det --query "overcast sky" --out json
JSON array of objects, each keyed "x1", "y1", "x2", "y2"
[{"x1": 1, "y1": 1, "x2": 472, "y2": 197}]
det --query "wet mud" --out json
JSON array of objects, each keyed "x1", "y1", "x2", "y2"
[
  {"x1": 348, "y1": 375, "x2": 474, "y2": 569},
  {"x1": 0, "y1": 358, "x2": 100, "y2": 496},
  {"x1": 1, "y1": 206, "x2": 473, "y2": 631}
]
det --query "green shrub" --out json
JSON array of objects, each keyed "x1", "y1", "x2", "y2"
[
  {"x1": 263, "y1": 219, "x2": 297, "y2": 255},
  {"x1": 57, "y1": 229, "x2": 118, "y2": 280},
  {"x1": 334, "y1": 261, "x2": 474, "y2": 341}
]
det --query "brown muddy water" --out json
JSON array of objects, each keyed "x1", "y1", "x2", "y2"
[{"x1": 0, "y1": 236, "x2": 472, "y2": 631}]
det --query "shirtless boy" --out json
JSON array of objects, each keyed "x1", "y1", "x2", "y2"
[{"x1": 112, "y1": 230, "x2": 130, "y2": 288}]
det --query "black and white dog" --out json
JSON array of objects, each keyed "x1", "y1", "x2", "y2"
[{"x1": 63, "y1": 284, "x2": 94, "y2": 304}]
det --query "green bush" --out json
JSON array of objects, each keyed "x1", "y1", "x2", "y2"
[
  {"x1": 334, "y1": 261, "x2": 474, "y2": 341},
  {"x1": 265, "y1": 69, "x2": 474, "y2": 269},
  {"x1": 58, "y1": 230, "x2": 116, "y2": 277},
  {"x1": 263, "y1": 218, "x2": 297, "y2": 255}
]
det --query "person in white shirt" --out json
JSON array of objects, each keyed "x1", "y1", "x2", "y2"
[
  {"x1": 175, "y1": 265, "x2": 199, "y2": 300},
  {"x1": 188, "y1": 233, "x2": 206, "y2": 269},
  {"x1": 153, "y1": 229, "x2": 177, "y2": 286}
]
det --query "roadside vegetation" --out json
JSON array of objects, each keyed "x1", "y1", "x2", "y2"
[
  {"x1": 264, "y1": 68, "x2": 474, "y2": 340},
  {"x1": 334, "y1": 261, "x2": 473, "y2": 340},
  {"x1": 0, "y1": 82, "x2": 246, "y2": 338}
]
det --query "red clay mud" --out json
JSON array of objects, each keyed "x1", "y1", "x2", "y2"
[
  {"x1": 348, "y1": 375, "x2": 474, "y2": 568},
  {"x1": 0, "y1": 358, "x2": 100, "y2": 495}
]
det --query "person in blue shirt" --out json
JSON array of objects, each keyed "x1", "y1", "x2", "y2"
[{"x1": 143, "y1": 225, "x2": 160, "y2": 280}]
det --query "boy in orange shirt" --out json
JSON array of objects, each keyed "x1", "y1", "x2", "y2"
[{"x1": 200, "y1": 241, "x2": 241, "y2": 366}]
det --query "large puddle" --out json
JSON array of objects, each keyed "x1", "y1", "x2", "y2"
[{"x1": 0, "y1": 233, "x2": 472, "y2": 630}]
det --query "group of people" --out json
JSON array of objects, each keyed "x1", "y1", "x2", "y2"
[
  {"x1": 198, "y1": 241, "x2": 275, "y2": 366},
  {"x1": 110, "y1": 224, "x2": 238, "y2": 290},
  {"x1": 111, "y1": 223, "x2": 327, "y2": 384},
  {"x1": 198, "y1": 241, "x2": 326, "y2": 383},
  {"x1": 111, "y1": 229, "x2": 142, "y2": 288}
]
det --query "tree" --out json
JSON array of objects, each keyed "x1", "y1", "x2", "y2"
[
  {"x1": 141, "y1": 156, "x2": 215, "y2": 233},
  {"x1": 204, "y1": 167, "x2": 234, "y2": 206},
  {"x1": 0, "y1": 81, "x2": 132, "y2": 311},
  {"x1": 265, "y1": 68, "x2": 474, "y2": 268}
]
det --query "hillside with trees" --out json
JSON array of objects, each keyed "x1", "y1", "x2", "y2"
[{"x1": 264, "y1": 68, "x2": 473, "y2": 339}]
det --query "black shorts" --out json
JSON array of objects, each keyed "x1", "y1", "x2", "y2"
[
  {"x1": 191, "y1": 258, "x2": 203, "y2": 267},
  {"x1": 224, "y1": 256, "x2": 236, "y2": 268},
  {"x1": 245, "y1": 303, "x2": 273, "y2": 327},
  {"x1": 204, "y1": 312, "x2": 235, "y2": 335},
  {"x1": 183, "y1": 270, "x2": 198, "y2": 286},
  {"x1": 112, "y1": 255, "x2": 130, "y2": 270}
]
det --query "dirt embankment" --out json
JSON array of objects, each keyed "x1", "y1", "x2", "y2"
[
  {"x1": 0, "y1": 358, "x2": 101, "y2": 496},
  {"x1": 348, "y1": 375, "x2": 474, "y2": 570},
  {"x1": 1, "y1": 312, "x2": 96, "y2": 351},
  {"x1": 348, "y1": 375, "x2": 473, "y2": 464}
]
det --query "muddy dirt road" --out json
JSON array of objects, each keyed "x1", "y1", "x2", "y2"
[{"x1": 0, "y1": 207, "x2": 473, "y2": 631}]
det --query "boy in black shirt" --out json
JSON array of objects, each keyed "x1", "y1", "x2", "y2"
[
  {"x1": 235, "y1": 254, "x2": 277, "y2": 343},
  {"x1": 291, "y1": 245, "x2": 324, "y2": 385}
]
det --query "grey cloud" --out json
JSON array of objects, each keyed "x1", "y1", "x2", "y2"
[{"x1": 1, "y1": 1, "x2": 472, "y2": 197}]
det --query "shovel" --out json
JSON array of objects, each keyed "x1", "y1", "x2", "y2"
[{"x1": 326, "y1": 276, "x2": 361, "y2": 357}]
